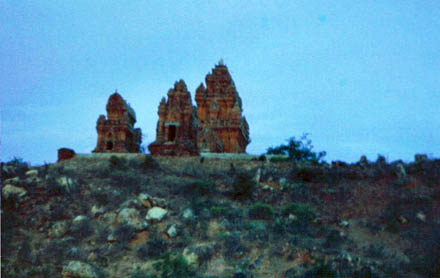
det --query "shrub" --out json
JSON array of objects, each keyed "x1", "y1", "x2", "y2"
[
  {"x1": 304, "y1": 264, "x2": 337, "y2": 278},
  {"x1": 267, "y1": 134, "x2": 326, "y2": 164},
  {"x1": 282, "y1": 202, "x2": 316, "y2": 223},
  {"x1": 143, "y1": 155, "x2": 159, "y2": 171},
  {"x1": 183, "y1": 180, "x2": 215, "y2": 199},
  {"x1": 231, "y1": 172, "x2": 256, "y2": 200},
  {"x1": 109, "y1": 156, "x2": 128, "y2": 170},
  {"x1": 223, "y1": 232, "x2": 248, "y2": 259},
  {"x1": 248, "y1": 203, "x2": 274, "y2": 220},
  {"x1": 153, "y1": 252, "x2": 197, "y2": 278},
  {"x1": 69, "y1": 219, "x2": 94, "y2": 240},
  {"x1": 245, "y1": 221, "x2": 270, "y2": 242},
  {"x1": 109, "y1": 170, "x2": 142, "y2": 192},
  {"x1": 137, "y1": 237, "x2": 168, "y2": 259},
  {"x1": 114, "y1": 224, "x2": 137, "y2": 248}
]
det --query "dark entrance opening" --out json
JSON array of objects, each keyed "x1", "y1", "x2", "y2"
[
  {"x1": 168, "y1": 125, "x2": 176, "y2": 142},
  {"x1": 106, "y1": 141, "x2": 113, "y2": 150}
]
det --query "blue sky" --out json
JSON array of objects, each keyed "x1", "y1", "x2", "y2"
[{"x1": 1, "y1": 1, "x2": 439, "y2": 165}]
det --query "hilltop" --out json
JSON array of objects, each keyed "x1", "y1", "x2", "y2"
[{"x1": 2, "y1": 155, "x2": 440, "y2": 278}]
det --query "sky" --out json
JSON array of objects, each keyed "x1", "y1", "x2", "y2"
[{"x1": 1, "y1": 1, "x2": 440, "y2": 165}]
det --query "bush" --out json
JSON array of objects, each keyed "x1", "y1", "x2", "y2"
[
  {"x1": 109, "y1": 170, "x2": 143, "y2": 192},
  {"x1": 248, "y1": 203, "x2": 274, "y2": 220},
  {"x1": 153, "y1": 252, "x2": 197, "y2": 278},
  {"x1": 231, "y1": 172, "x2": 256, "y2": 200},
  {"x1": 137, "y1": 237, "x2": 168, "y2": 259},
  {"x1": 114, "y1": 224, "x2": 137, "y2": 247},
  {"x1": 223, "y1": 232, "x2": 248, "y2": 259},
  {"x1": 69, "y1": 219, "x2": 94, "y2": 240},
  {"x1": 109, "y1": 156, "x2": 128, "y2": 170},
  {"x1": 267, "y1": 134, "x2": 326, "y2": 164},
  {"x1": 283, "y1": 202, "x2": 316, "y2": 222},
  {"x1": 143, "y1": 155, "x2": 159, "y2": 171},
  {"x1": 183, "y1": 180, "x2": 215, "y2": 199}
]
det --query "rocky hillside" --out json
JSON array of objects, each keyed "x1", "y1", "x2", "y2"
[{"x1": 1, "y1": 155, "x2": 440, "y2": 278}]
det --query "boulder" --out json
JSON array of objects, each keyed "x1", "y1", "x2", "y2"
[
  {"x1": 25, "y1": 169, "x2": 38, "y2": 177},
  {"x1": 48, "y1": 221, "x2": 70, "y2": 238},
  {"x1": 73, "y1": 215, "x2": 89, "y2": 223},
  {"x1": 120, "y1": 198, "x2": 143, "y2": 210},
  {"x1": 138, "y1": 193, "x2": 166, "y2": 208},
  {"x1": 146, "y1": 207, "x2": 168, "y2": 222},
  {"x1": 2, "y1": 184, "x2": 27, "y2": 200},
  {"x1": 90, "y1": 205, "x2": 106, "y2": 218},
  {"x1": 183, "y1": 242, "x2": 218, "y2": 265},
  {"x1": 117, "y1": 208, "x2": 148, "y2": 231},
  {"x1": 62, "y1": 261, "x2": 100, "y2": 278},
  {"x1": 56, "y1": 176, "x2": 78, "y2": 193},
  {"x1": 4, "y1": 177, "x2": 20, "y2": 185},
  {"x1": 182, "y1": 208, "x2": 194, "y2": 219},
  {"x1": 166, "y1": 224, "x2": 178, "y2": 238}
]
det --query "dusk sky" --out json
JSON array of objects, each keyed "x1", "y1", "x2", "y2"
[{"x1": 1, "y1": 1, "x2": 439, "y2": 165}]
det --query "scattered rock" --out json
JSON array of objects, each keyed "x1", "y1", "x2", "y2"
[
  {"x1": 91, "y1": 205, "x2": 106, "y2": 218},
  {"x1": 416, "y1": 211, "x2": 426, "y2": 222},
  {"x1": 398, "y1": 215, "x2": 408, "y2": 224},
  {"x1": 339, "y1": 220, "x2": 350, "y2": 227},
  {"x1": 395, "y1": 163, "x2": 407, "y2": 181},
  {"x1": 87, "y1": 252, "x2": 97, "y2": 262},
  {"x1": 117, "y1": 208, "x2": 148, "y2": 231},
  {"x1": 56, "y1": 176, "x2": 78, "y2": 193},
  {"x1": 166, "y1": 224, "x2": 178, "y2": 238},
  {"x1": 25, "y1": 169, "x2": 38, "y2": 177},
  {"x1": 261, "y1": 184, "x2": 274, "y2": 192},
  {"x1": 4, "y1": 177, "x2": 20, "y2": 185},
  {"x1": 279, "y1": 177, "x2": 288, "y2": 189},
  {"x1": 182, "y1": 208, "x2": 194, "y2": 219},
  {"x1": 146, "y1": 207, "x2": 168, "y2": 222},
  {"x1": 2, "y1": 184, "x2": 27, "y2": 200},
  {"x1": 48, "y1": 221, "x2": 70, "y2": 238},
  {"x1": 138, "y1": 193, "x2": 166, "y2": 208},
  {"x1": 183, "y1": 242, "x2": 218, "y2": 265},
  {"x1": 255, "y1": 168, "x2": 261, "y2": 183},
  {"x1": 73, "y1": 215, "x2": 89, "y2": 223},
  {"x1": 107, "y1": 233, "x2": 116, "y2": 242},
  {"x1": 120, "y1": 198, "x2": 143, "y2": 210},
  {"x1": 61, "y1": 260, "x2": 100, "y2": 278}
]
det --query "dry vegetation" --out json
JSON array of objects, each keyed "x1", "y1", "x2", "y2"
[{"x1": 1, "y1": 154, "x2": 440, "y2": 278}]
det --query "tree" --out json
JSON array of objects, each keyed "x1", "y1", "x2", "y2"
[{"x1": 266, "y1": 133, "x2": 326, "y2": 163}]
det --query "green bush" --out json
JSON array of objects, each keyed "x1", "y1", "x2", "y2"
[
  {"x1": 248, "y1": 203, "x2": 274, "y2": 220},
  {"x1": 153, "y1": 252, "x2": 197, "y2": 278},
  {"x1": 143, "y1": 155, "x2": 159, "y2": 171},
  {"x1": 266, "y1": 133, "x2": 326, "y2": 164},
  {"x1": 114, "y1": 224, "x2": 137, "y2": 248},
  {"x1": 183, "y1": 180, "x2": 215, "y2": 199},
  {"x1": 231, "y1": 172, "x2": 256, "y2": 200},
  {"x1": 109, "y1": 156, "x2": 128, "y2": 170},
  {"x1": 282, "y1": 202, "x2": 316, "y2": 224},
  {"x1": 137, "y1": 237, "x2": 168, "y2": 259}
]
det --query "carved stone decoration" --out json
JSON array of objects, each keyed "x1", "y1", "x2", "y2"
[
  {"x1": 93, "y1": 91, "x2": 142, "y2": 153},
  {"x1": 149, "y1": 61, "x2": 250, "y2": 156},
  {"x1": 195, "y1": 62, "x2": 250, "y2": 153},
  {"x1": 148, "y1": 80, "x2": 198, "y2": 156}
]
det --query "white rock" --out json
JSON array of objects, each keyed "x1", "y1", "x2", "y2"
[
  {"x1": 91, "y1": 205, "x2": 106, "y2": 217},
  {"x1": 73, "y1": 215, "x2": 89, "y2": 222},
  {"x1": 138, "y1": 193, "x2": 166, "y2": 208},
  {"x1": 118, "y1": 208, "x2": 148, "y2": 230},
  {"x1": 146, "y1": 207, "x2": 168, "y2": 221},
  {"x1": 2, "y1": 184, "x2": 27, "y2": 200},
  {"x1": 182, "y1": 208, "x2": 194, "y2": 219},
  {"x1": 48, "y1": 221, "x2": 69, "y2": 238},
  {"x1": 339, "y1": 220, "x2": 350, "y2": 227},
  {"x1": 4, "y1": 177, "x2": 20, "y2": 185},
  {"x1": 25, "y1": 169, "x2": 38, "y2": 177},
  {"x1": 416, "y1": 212, "x2": 426, "y2": 222},
  {"x1": 167, "y1": 224, "x2": 177, "y2": 238},
  {"x1": 62, "y1": 260, "x2": 99, "y2": 278}
]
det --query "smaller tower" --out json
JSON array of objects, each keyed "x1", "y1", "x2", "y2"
[
  {"x1": 148, "y1": 80, "x2": 198, "y2": 156},
  {"x1": 93, "y1": 91, "x2": 142, "y2": 153}
]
